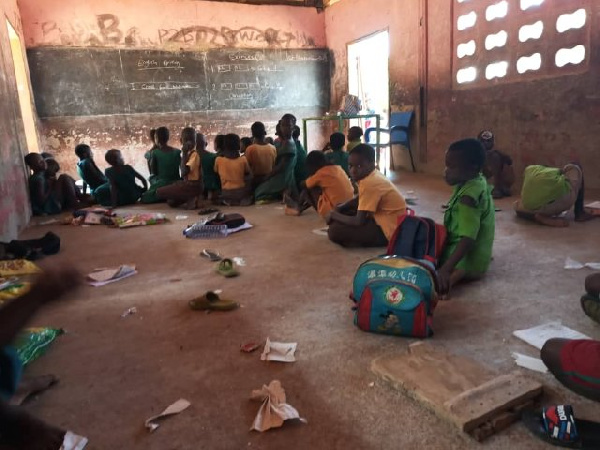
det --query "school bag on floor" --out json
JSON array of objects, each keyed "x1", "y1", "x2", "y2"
[
  {"x1": 386, "y1": 210, "x2": 447, "y2": 267},
  {"x1": 351, "y1": 256, "x2": 438, "y2": 338}
]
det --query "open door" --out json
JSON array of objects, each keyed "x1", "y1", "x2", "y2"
[{"x1": 347, "y1": 30, "x2": 390, "y2": 169}]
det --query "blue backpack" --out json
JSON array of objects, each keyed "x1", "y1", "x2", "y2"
[{"x1": 351, "y1": 256, "x2": 438, "y2": 338}]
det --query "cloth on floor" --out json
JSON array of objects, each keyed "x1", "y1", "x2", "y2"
[
  {"x1": 13, "y1": 328, "x2": 64, "y2": 366},
  {"x1": 113, "y1": 213, "x2": 167, "y2": 228}
]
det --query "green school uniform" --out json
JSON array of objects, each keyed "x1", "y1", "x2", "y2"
[
  {"x1": 442, "y1": 174, "x2": 495, "y2": 275},
  {"x1": 77, "y1": 158, "x2": 109, "y2": 204},
  {"x1": 326, "y1": 150, "x2": 350, "y2": 176},
  {"x1": 104, "y1": 165, "x2": 143, "y2": 206},
  {"x1": 28, "y1": 173, "x2": 61, "y2": 216},
  {"x1": 520, "y1": 165, "x2": 570, "y2": 211},
  {"x1": 346, "y1": 140, "x2": 361, "y2": 153},
  {"x1": 294, "y1": 140, "x2": 308, "y2": 186},
  {"x1": 255, "y1": 139, "x2": 297, "y2": 201},
  {"x1": 141, "y1": 147, "x2": 181, "y2": 203},
  {"x1": 201, "y1": 151, "x2": 221, "y2": 192}
]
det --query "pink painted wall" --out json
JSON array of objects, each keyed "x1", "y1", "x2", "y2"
[
  {"x1": 19, "y1": 0, "x2": 326, "y2": 50},
  {"x1": 18, "y1": 0, "x2": 327, "y2": 178},
  {"x1": 0, "y1": 0, "x2": 32, "y2": 240},
  {"x1": 325, "y1": 0, "x2": 422, "y2": 169}
]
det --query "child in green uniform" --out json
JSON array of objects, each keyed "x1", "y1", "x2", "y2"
[
  {"x1": 514, "y1": 164, "x2": 594, "y2": 227},
  {"x1": 199, "y1": 135, "x2": 222, "y2": 202},
  {"x1": 144, "y1": 129, "x2": 158, "y2": 178},
  {"x1": 74, "y1": 144, "x2": 110, "y2": 204},
  {"x1": 293, "y1": 125, "x2": 308, "y2": 188},
  {"x1": 104, "y1": 149, "x2": 148, "y2": 207},
  {"x1": 141, "y1": 127, "x2": 181, "y2": 203},
  {"x1": 255, "y1": 115, "x2": 298, "y2": 203},
  {"x1": 24, "y1": 153, "x2": 83, "y2": 215},
  {"x1": 346, "y1": 126, "x2": 363, "y2": 153},
  {"x1": 325, "y1": 132, "x2": 350, "y2": 176},
  {"x1": 438, "y1": 138, "x2": 495, "y2": 296}
]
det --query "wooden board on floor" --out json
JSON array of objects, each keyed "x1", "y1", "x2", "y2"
[{"x1": 371, "y1": 342, "x2": 543, "y2": 440}]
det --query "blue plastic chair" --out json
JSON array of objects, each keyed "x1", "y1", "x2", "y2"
[{"x1": 365, "y1": 111, "x2": 415, "y2": 172}]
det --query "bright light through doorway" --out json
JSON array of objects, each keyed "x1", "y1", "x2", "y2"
[
  {"x1": 348, "y1": 30, "x2": 390, "y2": 169},
  {"x1": 6, "y1": 19, "x2": 39, "y2": 153}
]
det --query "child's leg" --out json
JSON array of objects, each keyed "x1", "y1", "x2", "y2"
[
  {"x1": 328, "y1": 218, "x2": 388, "y2": 248},
  {"x1": 514, "y1": 200, "x2": 570, "y2": 227},
  {"x1": 53, "y1": 175, "x2": 82, "y2": 210},
  {"x1": 305, "y1": 187, "x2": 322, "y2": 212},
  {"x1": 498, "y1": 164, "x2": 515, "y2": 196}
]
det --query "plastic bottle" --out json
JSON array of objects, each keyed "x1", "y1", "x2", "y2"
[{"x1": 183, "y1": 223, "x2": 228, "y2": 239}]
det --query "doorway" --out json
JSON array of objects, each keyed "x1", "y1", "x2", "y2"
[
  {"x1": 347, "y1": 30, "x2": 390, "y2": 168},
  {"x1": 6, "y1": 19, "x2": 39, "y2": 153}
]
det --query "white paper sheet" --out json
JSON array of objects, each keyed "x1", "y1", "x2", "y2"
[
  {"x1": 513, "y1": 321, "x2": 591, "y2": 350},
  {"x1": 511, "y1": 352, "x2": 548, "y2": 373},
  {"x1": 312, "y1": 227, "x2": 329, "y2": 236},
  {"x1": 564, "y1": 258, "x2": 600, "y2": 270},
  {"x1": 60, "y1": 431, "x2": 88, "y2": 450},
  {"x1": 144, "y1": 399, "x2": 191, "y2": 432},
  {"x1": 226, "y1": 222, "x2": 253, "y2": 235},
  {"x1": 261, "y1": 338, "x2": 297, "y2": 362}
]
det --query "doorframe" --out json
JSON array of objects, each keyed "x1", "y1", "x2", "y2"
[{"x1": 346, "y1": 27, "x2": 390, "y2": 116}]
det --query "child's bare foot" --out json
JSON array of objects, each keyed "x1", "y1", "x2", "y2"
[
  {"x1": 0, "y1": 404, "x2": 65, "y2": 450},
  {"x1": 10, "y1": 374, "x2": 58, "y2": 406},
  {"x1": 533, "y1": 213, "x2": 569, "y2": 227},
  {"x1": 575, "y1": 211, "x2": 596, "y2": 222}
]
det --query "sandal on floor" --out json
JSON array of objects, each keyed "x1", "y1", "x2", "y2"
[
  {"x1": 581, "y1": 294, "x2": 600, "y2": 325},
  {"x1": 189, "y1": 291, "x2": 238, "y2": 311},
  {"x1": 216, "y1": 258, "x2": 239, "y2": 278},
  {"x1": 200, "y1": 249, "x2": 222, "y2": 262},
  {"x1": 522, "y1": 405, "x2": 600, "y2": 449}
]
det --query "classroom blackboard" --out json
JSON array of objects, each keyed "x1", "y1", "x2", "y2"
[{"x1": 26, "y1": 47, "x2": 330, "y2": 117}]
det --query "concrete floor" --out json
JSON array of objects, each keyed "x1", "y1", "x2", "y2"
[{"x1": 17, "y1": 171, "x2": 600, "y2": 450}]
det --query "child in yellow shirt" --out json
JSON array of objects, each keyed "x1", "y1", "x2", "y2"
[
  {"x1": 327, "y1": 144, "x2": 406, "y2": 247},
  {"x1": 214, "y1": 134, "x2": 253, "y2": 206},
  {"x1": 285, "y1": 151, "x2": 354, "y2": 218}
]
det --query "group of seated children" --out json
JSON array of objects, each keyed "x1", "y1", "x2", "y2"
[{"x1": 24, "y1": 115, "x2": 595, "y2": 296}]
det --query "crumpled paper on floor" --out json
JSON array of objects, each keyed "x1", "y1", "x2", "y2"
[
  {"x1": 261, "y1": 338, "x2": 297, "y2": 362},
  {"x1": 513, "y1": 321, "x2": 590, "y2": 350},
  {"x1": 564, "y1": 257, "x2": 600, "y2": 270},
  {"x1": 250, "y1": 380, "x2": 305, "y2": 432},
  {"x1": 145, "y1": 399, "x2": 191, "y2": 432},
  {"x1": 60, "y1": 431, "x2": 88, "y2": 450}
]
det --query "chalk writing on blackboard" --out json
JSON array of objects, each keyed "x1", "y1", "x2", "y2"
[
  {"x1": 284, "y1": 52, "x2": 328, "y2": 62},
  {"x1": 129, "y1": 82, "x2": 202, "y2": 91},
  {"x1": 228, "y1": 52, "x2": 265, "y2": 62},
  {"x1": 227, "y1": 93, "x2": 254, "y2": 101}
]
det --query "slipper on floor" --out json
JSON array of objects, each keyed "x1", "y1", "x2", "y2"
[
  {"x1": 201, "y1": 249, "x2": 222, "y2": 262},
  {"x1": 189, "y1": 291, "x2": 238, "y2": 311},
  {"x1": 216, "y1": 258, "x2": 239, "y2": 278},
  {"x1": 581, "y1": 294, "x2": 600, "y2": 325},
  {"x1": 522, "y1": 405, "x2": 600, "y2": 449}
]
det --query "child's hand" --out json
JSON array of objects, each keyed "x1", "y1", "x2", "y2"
[{"x1": 436, "y1": 267, "x2": 452, "y2": 297}]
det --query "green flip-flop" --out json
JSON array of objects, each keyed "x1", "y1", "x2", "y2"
[
  {"x1": 581, "y1": 294, "x2": 600, "y2": 325},
  {"x1": 189, "y1": 291, "x2": 238, "y2": 311},
  {"x1": 216, "y1": 258, "x2": 239, "y2": 278}
]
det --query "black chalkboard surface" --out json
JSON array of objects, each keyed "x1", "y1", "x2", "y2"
[{"x1": 26, "y1": 47, "x2": 330, "y2": 117}]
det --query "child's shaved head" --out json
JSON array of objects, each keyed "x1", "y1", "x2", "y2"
[{"x1": 330, "y1": 132, "x2": 345, "y2": 150}]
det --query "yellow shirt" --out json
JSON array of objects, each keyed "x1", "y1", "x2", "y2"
[
  {"x1": 357, "y1": 170, "x2": 406, "y2": 240},
  {"x1": 245, "y1": 143, "x2": 276, "y2": 176},
  {"x1": 186, "y1": 152, "x2": 201, "y2": 181},
  {"x1": 305, "y1": 165, "x2": 354, "y2": 217},
  {"x1": 214, "y1": 156, "x2": 250, "y2": 190}
]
